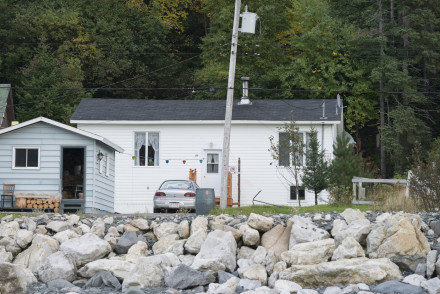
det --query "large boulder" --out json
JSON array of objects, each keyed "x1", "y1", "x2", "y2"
[
  {"x1": 261, "y1": 222, "x2": 292, "y2": 259},
  {"x1": 240, "y1": 224, "x2": 260, "y2": 246},
  {"x1": 46, "y1": 220, "x2": 73, "y2": 233},
  {"x1": 334, "y1": 219, "x2": 371, "y2": 246},
  {"x1": 13, "y1": 234, "x2": 59, "y2": 272},
  {"x1": 90, "y1": 219, "x2": 106, "y2": 237},
  {"x1": 192, "y1": 230, "x2": 237, "y2": 273},
  {"x1": 152, "y1": 234, "x2": 185, "y2": 255},
  {"x1": 341, "y1": 208, "x2": 366, "y2": 224},
  {"x1": 37, "y1": 251, "x2": 76, "y2": 283},
  {"x1": 153, "y1": 222, "x2": 179, "y2": 240},
  {"x1": 0, "y1": 262, "x2": 37, "y2": 294},
  {"x1": 130, "y1": 218, "x2": 149, "y2": 231},
  {"x1": 52, "y1": 229, "x2": 80, "y2": 244},
  {"x1": 238, "y1": 263, "x2": 268, "y2": 285},
  {"x1": 190, "y1": 216, "x2": 208, "y2": 235},
  {"x1": 331, "y1": 237, "x2": 365, "y2": 261},
  {"x1": 367, "y1": 213, "x2": 430, "y2": 272},
  {"x1": 281, "y1": 239, "x2": 335, "y2": 266},
  {"x1": 184, "y1": 229, "x2": 207, "y2": 254},
  {"x1": 289, "y1": 215, "x2": 329, "y2": 248},
  {"x1": 78, "y1": 259, "x2": 134, "y2": 280},
  {"x1": 125, "y1": 241, "x2": 148, "y2": 263},
  {"x1": 279, "y1": 257, "x2": 402, "y2": 288},
  {"x1": 210, "y1": 223, "x2": 243, "y2": 240},
  {"x1": 164, "y1": 263, "x2": 215, "y2": 289},
  {"x1": 0, "y1": 221, "x2": 19, "y2": 238},
  {"x1": 247, "y1": 213, "x2": 274, "y2": 232},
  {"x1": 15, "y1": 229, "x2": 33, "y2": 248},
  {"x1": 60, "y1": 233, "x2": 112, "y2": 266},
  {"x1": 125, "y1": 252, "x2": 181, "y2": 287},
  {"x1": 178, "y1": 220, "x2": 190, "y2": 239},
  {"x1": 0, "y1": 246, "x2": 13, "y2": 263}
]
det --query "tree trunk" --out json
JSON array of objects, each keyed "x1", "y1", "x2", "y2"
[{"x1": 315, "y1": 190, "x2": 318, "y2": 205}]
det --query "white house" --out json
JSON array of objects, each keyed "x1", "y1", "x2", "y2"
[{"x1": 71, "y1": 98, "x2": 344, "y2": 214}]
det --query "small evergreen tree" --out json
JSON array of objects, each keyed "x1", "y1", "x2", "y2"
[
  {"x1": 328, "y1": 134, "x2": 363, "y2": 197},
  {"x1": 302, "y1": 128, "x2": 329, "y2": 205}
]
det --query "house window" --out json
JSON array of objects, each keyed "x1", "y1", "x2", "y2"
[
  {"x1": 106, "y1": 153, "x2": 110, "y2": 177},
  {"x1": 279, "y1": 132, "x2": 309, "y2": 166},
  {"x1": 13, "y1": 147, "x2": 39, "y2": 169},
  {"x1": 134, "y1": 132, "x2": 159, "y2": 166},
  {"x1": 99, "y1": 151, "x2": 103, "y2": 174},
  {"x1": 207, "y1": 153, "x2": 219, "y2": 173},
  {"x1": 290, "y1": 186, "x2": 305, "y2": 201}
]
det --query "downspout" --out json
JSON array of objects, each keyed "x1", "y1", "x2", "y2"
[{"x1": 321, "y1": 123, "x2": 324, "y2": 152}]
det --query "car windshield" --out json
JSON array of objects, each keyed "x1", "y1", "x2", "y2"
[{"x1": 160, "y1": 180, "x2": 193, "y2": 190}]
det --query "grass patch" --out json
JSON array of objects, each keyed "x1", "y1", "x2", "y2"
[{"x1": 209, "y1": 204, "x2": 372, "y2": 216}]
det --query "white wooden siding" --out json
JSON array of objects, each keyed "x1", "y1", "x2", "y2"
[
  {"x1": 78, "y1": 121, "x2": 338, "y2": 213},
  {"x1": 0, "y1": 122, "x2": 116, "y2": 213}
]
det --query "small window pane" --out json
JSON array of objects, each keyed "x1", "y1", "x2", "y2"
[
  {"x1": 15, "y1": 149, "x2": 26, "y2": 167},
  {"x1": 207, "y1": 154, "x2": 219, "y2": 173},
  {"x1": 290, "y1": 186, "x2": 305, "y2": 200},
  {"x1": 27, "y1": 149, "x2": 39, "y2": 167},
  {"x1": 279, "y1": 133, "x2": 290, "y2": 166}
]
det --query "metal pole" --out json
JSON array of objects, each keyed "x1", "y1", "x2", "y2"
[{"x1": 220, "y1": 0, "x2": 241, "y2": 209}]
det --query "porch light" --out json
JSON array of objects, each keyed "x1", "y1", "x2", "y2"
[{"x1": 97, "y1": 151, "x2": 104, "y2": 162}]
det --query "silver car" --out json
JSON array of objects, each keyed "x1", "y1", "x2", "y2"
[{"x1": 153, "y1": 180, "x2": 199, "y2": 213}]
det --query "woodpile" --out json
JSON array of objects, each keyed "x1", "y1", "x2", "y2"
[
  {"x1": 15, "y1": 193, "x2": 60, "y2": 213},
  {"x1": 24, "y1": 199, "x2": 60, "y2": 213}
]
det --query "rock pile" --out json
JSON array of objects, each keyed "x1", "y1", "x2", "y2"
[{"x1": 1, "y1": 209, "x2": 440, "y2": 294}]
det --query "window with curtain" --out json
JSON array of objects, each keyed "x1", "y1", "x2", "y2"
[{"x1": 134, "y1": 132, "x2": 159, "y2": 166}]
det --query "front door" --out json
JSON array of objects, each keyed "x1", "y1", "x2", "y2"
[
  {"x1": 203, "y1": 150, "x2": 222, "y2": 196},
  {"x1": 61, "y1": 147, "x2": 85, "y2": 212}
]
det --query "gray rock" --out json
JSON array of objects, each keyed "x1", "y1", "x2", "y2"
[
  {"x1": 0, "y1": 262, "x2": 37, "y2": 294},
  {"x1": 218, "y1": 270, "x2": 237, "y2": 284},
  {"x1": 114, "y1": 231, "x2": 147, "y2": 254},
  {"x1": 236, "y1": 279, "x2": 262, "y2": 292},
  {"x1": 47, "y1": 278, "x2": 76, "y2": 289},
  {"x1": 164, "y1": 263, "x2": 215, "y2": 289},
  {"x1": 84, "y1": 271, "x2": 122, "y2": 290},
  {"x1": 415, "y1": 263, "x2": 427, "y2": 276},
  {"x1": 421, "y1": 277, "x2": 440, "y2": 294},
  {"x1": 37, "y1": 251, "x2": 76, "y2": 283},
  {"x1": 426, "y1": 250, "x2": 437, "y2": 278},
  {"x1": 429, "y1": 221, "x2": 440, "y2": 236},
  {"x1": 371, "y1": 280, "x2": 427, "y2": 294}
]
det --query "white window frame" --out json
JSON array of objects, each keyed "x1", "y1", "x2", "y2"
[
  {"x1": 12, "y1": 147, "x2": 40, "y2": 169},
  {"x1": 99, "y1": 150, "x2": 103, "y2": 174},
  {"x1": 133, "y1": 131, "x2": 160, "y2": 167},
  {"x1": 105, "y1": 153, "x2": 110, "y2": 177},
  {"x1": 279, "y1": 132, "x2": 309, "y2": 167}
]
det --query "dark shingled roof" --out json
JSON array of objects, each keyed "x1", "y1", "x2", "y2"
[{"x1": 71, "y1": 98, "x2": 342, "y2": 122}]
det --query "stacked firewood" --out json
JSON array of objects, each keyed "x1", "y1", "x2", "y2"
[
  {"x1": 25, "y1": 199, "x2": 60, "y2": 213},
  {"x1": 15, "y1": 194, "x2": 60, "y2": 213}
]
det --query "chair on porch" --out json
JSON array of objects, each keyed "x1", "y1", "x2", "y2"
[{"x1": 1, "y1": 184, "x2": 15, "y2": 208}]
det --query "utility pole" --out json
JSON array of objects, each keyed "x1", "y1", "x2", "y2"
[{"x1": 220, "y1": 0, "x2": 241, "y2": 209}]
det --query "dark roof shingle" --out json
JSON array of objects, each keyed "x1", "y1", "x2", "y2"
[{"x1": 71, "y1": 98, "x2": 342, "y2": 122}]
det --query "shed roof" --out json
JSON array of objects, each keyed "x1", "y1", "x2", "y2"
[
  {"x1": 71, "y1": 98, "x2": 342, "y2": 122},
  {"x1": 0, "y1": 116, "x2": 124, "y2": 153}
]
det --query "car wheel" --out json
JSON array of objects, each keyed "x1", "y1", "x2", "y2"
[{"x1": 153, "y1": 208, "x2": 160, "y2": 213}]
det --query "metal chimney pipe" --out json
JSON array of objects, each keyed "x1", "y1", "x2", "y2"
[{"x1": 238, "y1": 77, "x2": 252, "y2": 105}]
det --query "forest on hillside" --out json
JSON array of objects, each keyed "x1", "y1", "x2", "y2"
[{"x1": 0, "y1": 0, "x2": 439, "y2": 178}]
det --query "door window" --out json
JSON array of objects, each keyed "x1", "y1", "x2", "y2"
[{"x1": 207, "y1": 153, "x2": 219, "y2": 173}]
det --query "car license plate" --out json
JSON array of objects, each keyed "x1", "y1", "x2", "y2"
[{"x1": 169, "y1": 202, "x2": 180, "y2": 208}]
